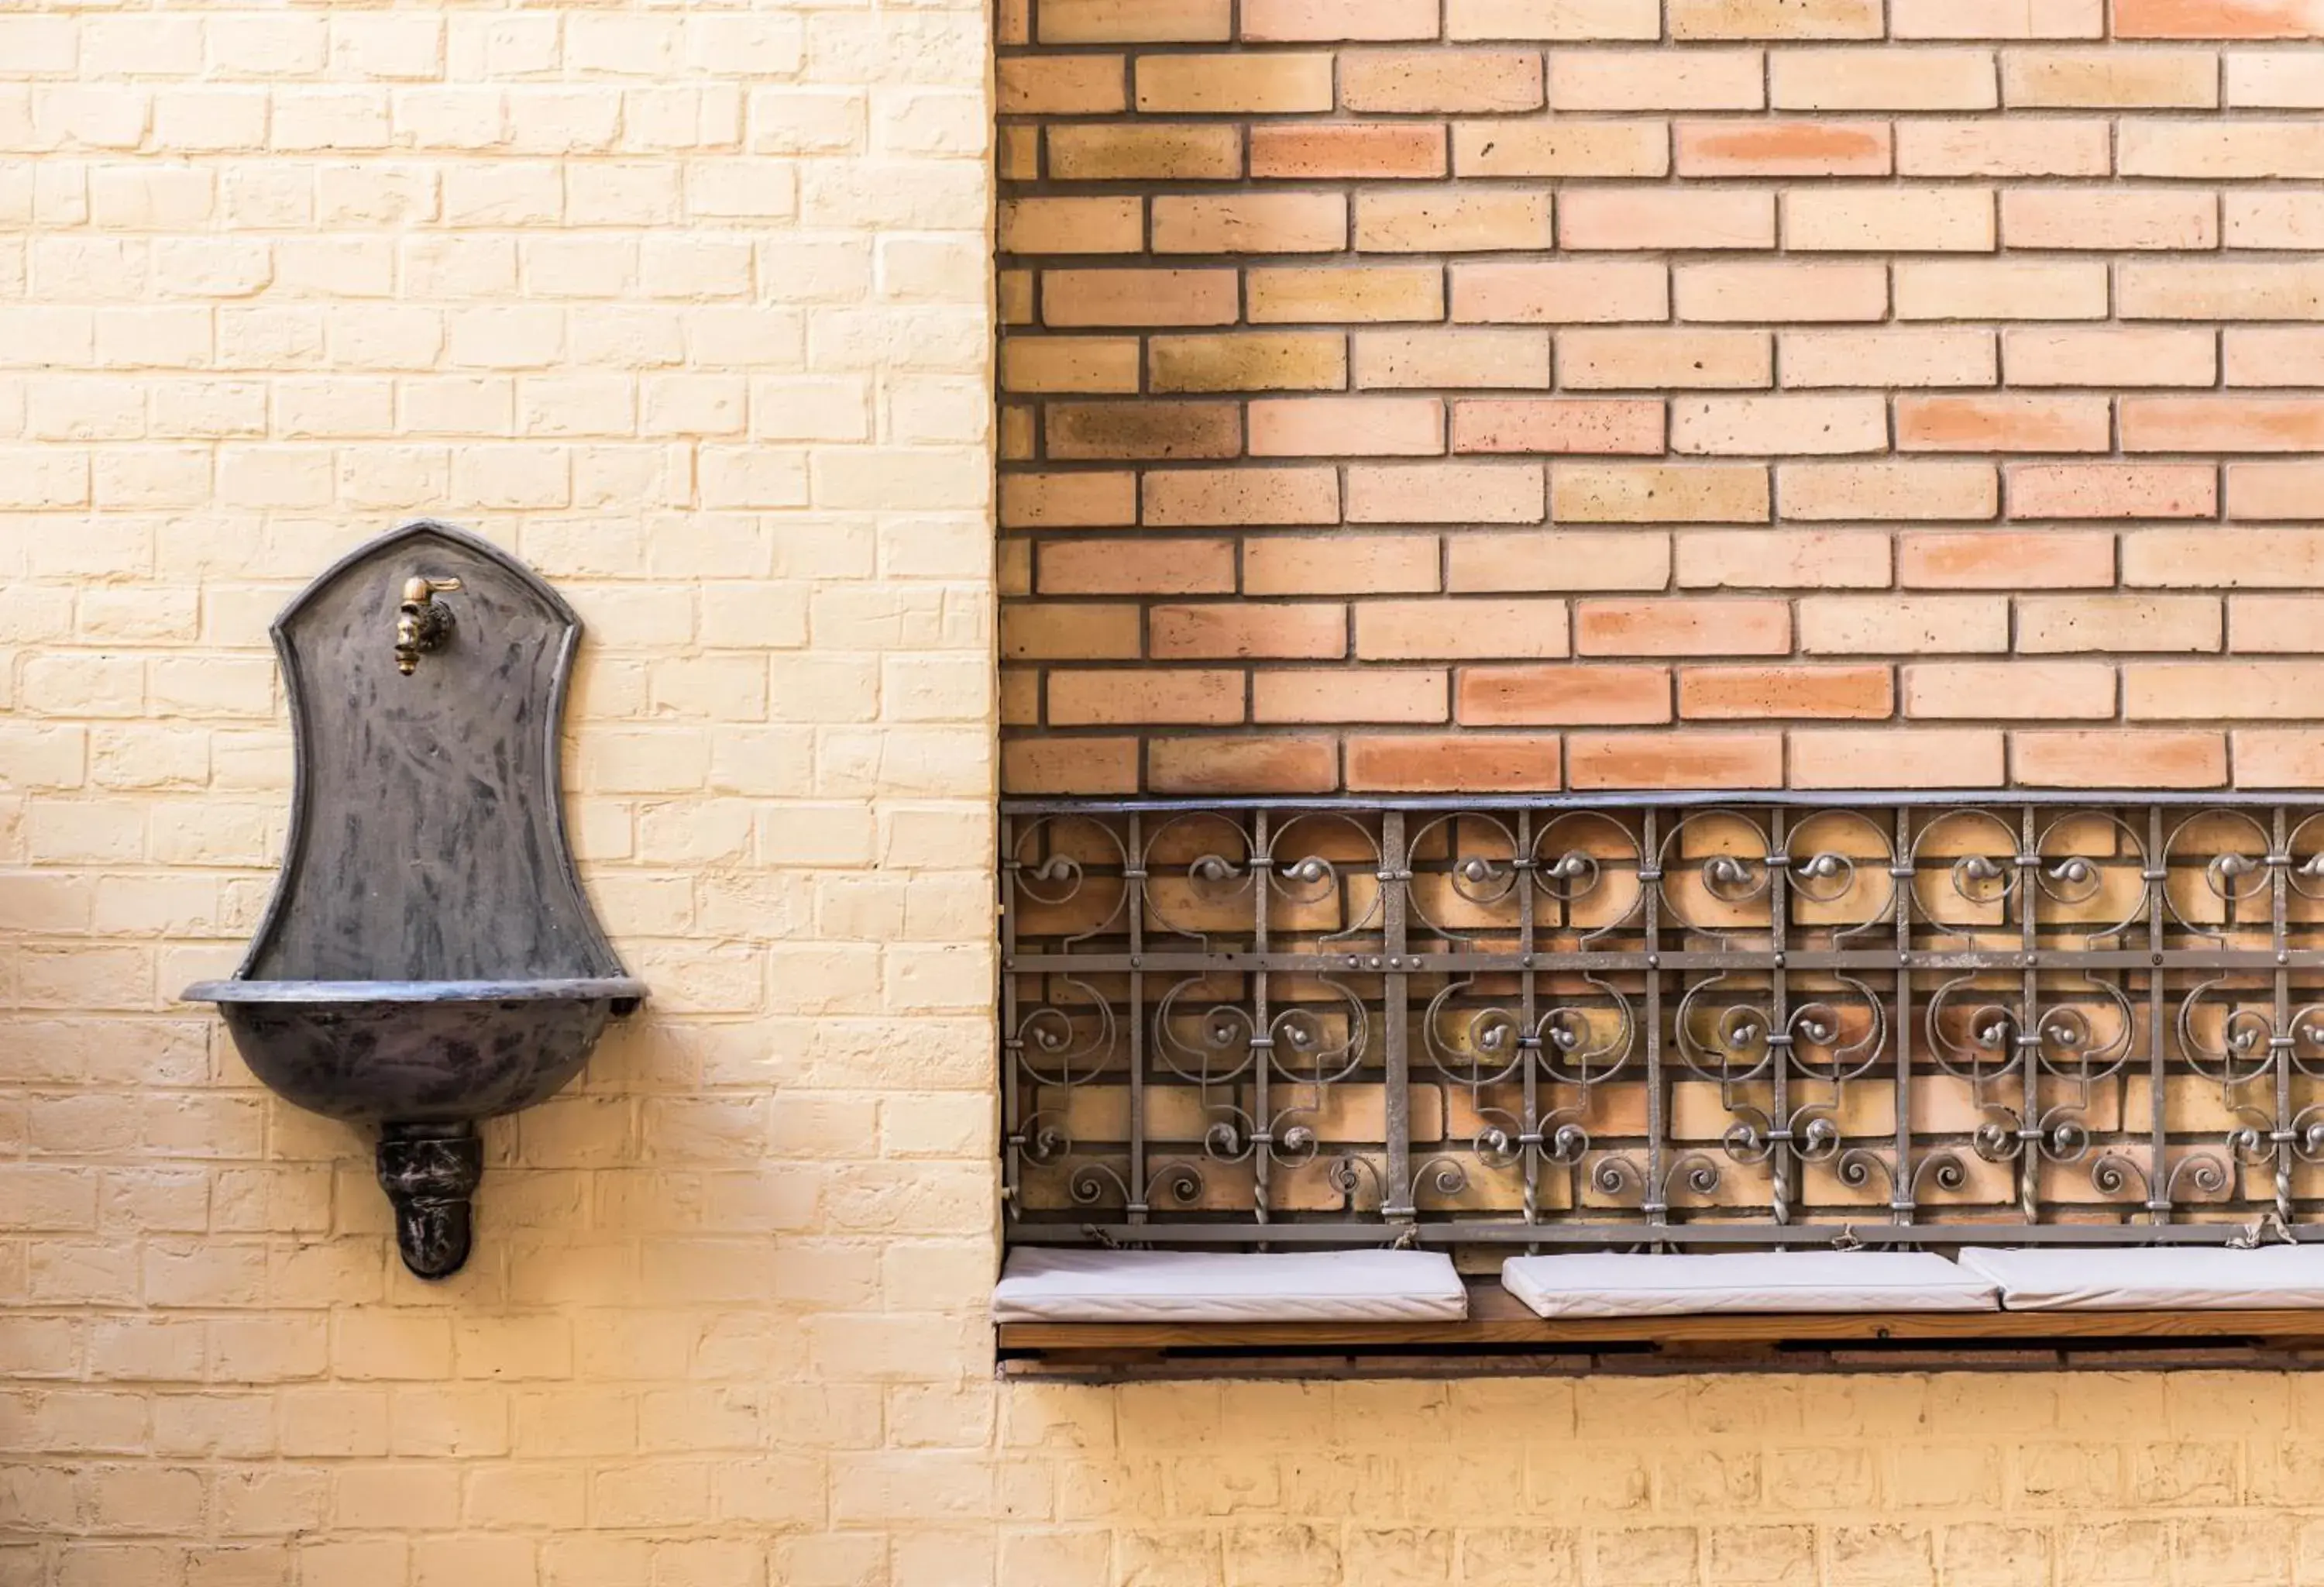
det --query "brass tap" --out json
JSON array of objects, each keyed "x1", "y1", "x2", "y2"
[{"x1": 394, "y1": 576, "x2": 462, "y2": 675}]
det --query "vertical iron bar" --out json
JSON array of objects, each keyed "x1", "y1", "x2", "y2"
[
  {"x1": 1644, "y1": 808, "x2": 1666, "y2": 1238},
  {"x1": 2020, "y1": 803, "x2": 2041, "y2": 1226},
  {"x1": 1894, "y1": 805, "x2": 1914, "y2": 1226},
  {"x1": 1769, "y1": 809, "x2": 1793, "y2": 1226},
  {"x1": 1128, "y1": 811, "x2": 1147, "y2": 1226},
  {"x1": 1000, "y1": 814, "x2": 1023, "y2": 1219},
  {"x1": 1519, "y1": 809, "x2": 1540, "y2": 1229},
  {"x1": 1252, "y1": 809, "x2": 1270, "y2": 1226},
  {"x1": 2148, "y1": 804, "x2": 2170, "y2": 1225},
  {"x1": 2278, "y1": 805, "x2": 2295, "y2": 1224},
  {"x1": 1384, "y1": 809, "x2": 1414, "y2": 1223}
]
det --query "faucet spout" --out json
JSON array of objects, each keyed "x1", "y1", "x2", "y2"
[{"x1": 394, "y1": 575, "x2": 462, "y2": 675}]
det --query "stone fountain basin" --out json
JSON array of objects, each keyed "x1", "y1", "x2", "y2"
[{"x1": 182, "y1": 978, "x2": 645, "y2": 1124}]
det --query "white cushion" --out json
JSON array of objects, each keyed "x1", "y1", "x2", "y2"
[
  {"x1": 1958, "y1": 1245, "x2": 2324, "y2": 1310},
  {"x1": 991, "y1": 1247, "x2": 1468, "y2": 1324},
  {"x1": 1500, "y1": 1251, "x2": 2000, "y2": 1319}
]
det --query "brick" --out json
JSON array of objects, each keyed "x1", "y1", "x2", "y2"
[
  {"x1": 1254, "y1": 667, "x2": 1449, "y2": 722},
  {"x1": 1798, "y1": 595, "x2": 2011, "y2": 653},
  {"x1": 2000, "y1": 190, "x2": 2218, "y2": 250},
  {"x1": 1452, "y1": 261, "x2": 1670, "y2": 324},
  {"x1": 2228, "y1": 462, "x2": 2324, "y2": 520},
  {"x1": 1675, "y1": 119, "x2": 1893, "y2": 176},
  {"x1": 1042, "y1": 269, "x2": 1238, "y2": 328},
  {"x1": 2008, "y1": 463, "x2": 2217, "y2": 521},
  {"x1": 999, "y1": 197, "x2": 1143, "y2": 256},
  {"x1": 2114, "y1": 0, "x2": 2324, "y2": 37},
  {"x1": 1249, "y1": 266, "x2": 1446, "y2": 324},
  {"x1": 1781, "y1": 329, "x2": 1997, "y2": 389},
  {"x1": 1446, "y1": 0, "x2": 1664, "y2": 40},
  {"x1": 1670, "y1": 0, "x2": 1883, "y2": 36},
  {"x1": 2014, "y1": 730, "x2": 2226, "y2": 788},
  {"x1": 1047, "y1": 124, "x2": 1243, "y2": 181},
  {"x1": 1250, "y1": 395, "x2": 1445, "y2": 457},
  {"x1": 1002, "y1": 602, "x2": 1143, "y2": 659},
  {"x1": 1044, "y1": 401, "x2": 1240, "y2": 461},
  {"x1": 2130, "y1": 660, "x2": 2324, "y2": 718},
  {"x1": 1562, "y1": 329, "x2": 1771, "y2": 391},
  {"x1": 1772, "y1": 50, "x2": 1999, "y2": 109},
  {"x1": 2019, "y1": 594, "x2": 2222, "y2": 652},
  {"x1": 1897, "y1": 396, "x2": 2113, "y2": 453},
  {"x1": 1899, "y1": 531, "x2": 2117, "y2": 589},
  {"x1": 1252, "y1": 122, "x2": 1449, "y2": 180},
  {"x1": 1452, "y1": 120, "x2": 1672, "y2": 177},
  {"x1": 2127, "y1": 528, "x2": 2324, "y2": 587},
  {"x1": 2227, "y1": 329, "x2": 2324, "y2": 386},
  {"x1": 1784, "y1": 188, "x2": 1996, "y2": 251},
  {"x1": 1039, "y1": 0, "x2": 1232, "y2": 42},
  {"x1": 2224, "y1": 193, "x2": 2324, "y2": 249},
  {"x1": 1447, "y1": 529, "x2": 1673, "y2": 590},
  {"x1": 1151, "y1": 193, "x2": 1348, "y2": 255},
  {"x1": 1152, "y1": 332, "x2": 1347, "y2": 394},
  {"x1": 1672, "y1": 395, "x2": 1888, "y2": 456},
  {"x1": 1896, "y1": 120, "x2": 2112, "y2": 177},
  {"x1": 2118, "y1": 120, "x2": 2324, "y2": 177},
  {"x1": 1039, "y1": 537, "x2": 1238, "y2": 594},
  {"x1": 2003, "y1": 48, "x2": 2221, "y2": 106},
  {"x1": 1576, "y1": 597, "x2": 1790, "y2": 656},
  {"x1": 1356, "y1": 190, "x2": 1553, "y2": 253},
  {"x1": 1339, "y1": 49, "x2": 1547, "y2": 113},
  {"x1": 1346, "y1": 732, "x2": 1564, "y2": 790},
  {"x1": 1150, "y1": 601, "x2": 1348, "y2": 659},
  {"x1": 1893, "y1": 0, "x2": 2104, "y2": 33},
  {"x1": 998, "y1": 57, "x2": 1129, "y2": 115},
  {"x1": 1566, "y1": 730, "x2": 1784, "y2": 788},
  {"x1": 1459, "y1": 663, "x2": 1670, "y2": 725},
  {"x1": 1355, "y1": 597, "x2": 1571, "y2": 658},
  {"x1": 1244, "y1": 534, "x2": 1442, "y2": 594},
  {"x1": 1144, "y1": 466, "x2": 1341, "y2": 525},
  {"x1": 2120, "y1": 262, "x2": 2324, "y2": 321},
  {"x1": 1894, "y1": 260, "x2": 2109, "y2": 321},
  {"x1": 2228, "y1": 50, "x2": 2324, "y2": 105},
  {"x1": 1149, "y1": 735, "x2": 1339, "y2": 794},
  {"x1": 1550, "y1": 50, "x2": 1766, "y2": 110},
  {"x1": 1047, "y1": 670, "x2": 1245, "y2": 725},
  {"x1": 1002, "y1": 337, "x2": 1142, "y2": 394},
  {"x1": 1349, "y1": 461, "x2": 1547, "y2": 522},
  {"x1": 1353, "y1": 329, "x2": 1552, "y2": 389},
  {"x1": 1553, "y1": 463, "x2": 1772, "y2": 523},
  {"x1": 2003, "y1": 328, "x2": 2218, "y2": 388},
  {"x1": 1135, "y1": 53, "x2": 1335, "y2": 114},
  {"x1": 1903, "y1": 660, "x2": 2116, "y2": 718},
  {"x1": 2229, "y1": 596, "x2": 2324, "y2": 652},
  {"x1": 1002, "y1": 738, "x2": 1141, "y2": 794},
  {"x1": 1792, "y1": 728, "x2": 2007, "y2": 787},
  {"x1": 2121, "y1": 398, "x2": 2324, "y2": 453},
  {"x1": 1675, "y1": 263, "x2": 1889, "y2": 323},
  {"x1": 1675, "y1": 528, "x2": 1892, "y2": 588},
  {"x1": 1680, "y1": 664, "x2": 1894, "y2": 719},
  {"x1": 1001, "y1": 471, "x2": 1139, "y2": 528},
  {"x1": 1242, "y1": 0, "x2": 1442, "y2": 40},
  {"x1": 2237, "y1": 729, "x2": 2324, "y2": 785},
  {"x1": 1560, "y1": 189, "x2": 1776, "y2": 250},
  {"x1": 1451, "y1": 398, "x2": 1666, "y2": 455}
]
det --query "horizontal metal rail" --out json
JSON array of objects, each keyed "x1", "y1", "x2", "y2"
[{"x1": 1002, "y1": 795, "x2": 2324, "y2": 1253}]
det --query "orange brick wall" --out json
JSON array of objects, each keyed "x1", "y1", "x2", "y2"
[{"x1": 995, "y1": 0, "x2": 2324, "y2": 798}]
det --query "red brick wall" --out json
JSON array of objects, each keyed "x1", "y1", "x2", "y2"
[{"x1": 995, "y1": 0, "x2": 2324, "y2": 797}]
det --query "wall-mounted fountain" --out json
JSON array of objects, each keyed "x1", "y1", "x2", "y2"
[{"x1": 187, "y1": 521, "x2": 643, "y2": 1279}]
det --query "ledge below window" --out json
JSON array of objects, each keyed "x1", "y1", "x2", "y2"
[{"x1": 998, "y1": 1281, "x2": 2324, "y2": 1378}]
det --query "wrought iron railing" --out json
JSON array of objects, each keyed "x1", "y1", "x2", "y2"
[{"x1": 1002, "y1": 795, "x2": 2324, "y2": 1251}]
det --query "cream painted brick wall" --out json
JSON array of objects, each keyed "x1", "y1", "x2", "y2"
[{"x1": 8, "y1": 5, "x2": 2324, "y2": 1587}]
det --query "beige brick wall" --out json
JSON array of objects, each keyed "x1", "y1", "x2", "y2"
[
  {"x1": 10, "y1": 3, "x2": 2324, "y2": 1585},
  {"x1": 998, "y1": 0, "x2": 2324, "y2": 797}
]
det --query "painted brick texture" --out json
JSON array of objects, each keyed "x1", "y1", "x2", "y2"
[{"x1": 998, "y1": 0, "x2": 2324, "y2": 795}]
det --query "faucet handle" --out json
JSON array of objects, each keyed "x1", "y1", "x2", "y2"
[
  {"x1": 394, "y1": 576, "x2": 464, "y2": 674},
  {"x1": 401, "y1": 574, "x2": 462, "y2": 606}
]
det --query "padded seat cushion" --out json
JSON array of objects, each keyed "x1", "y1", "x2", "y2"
[
  {"x1": 1501, "y1": 1251, "x2": 2000, "y2": 1319},
  {"x1": 992, "y1": 1248, "x2": 1469, "y2": 1324},
  {"x1": 1958, "y1": 1245, "x2": 2324, "y2": 1310}
]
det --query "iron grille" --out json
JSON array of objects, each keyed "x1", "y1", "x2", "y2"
[{"x1": 1002, "y1": 796, "x2": 2324, "y2": 1252}]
